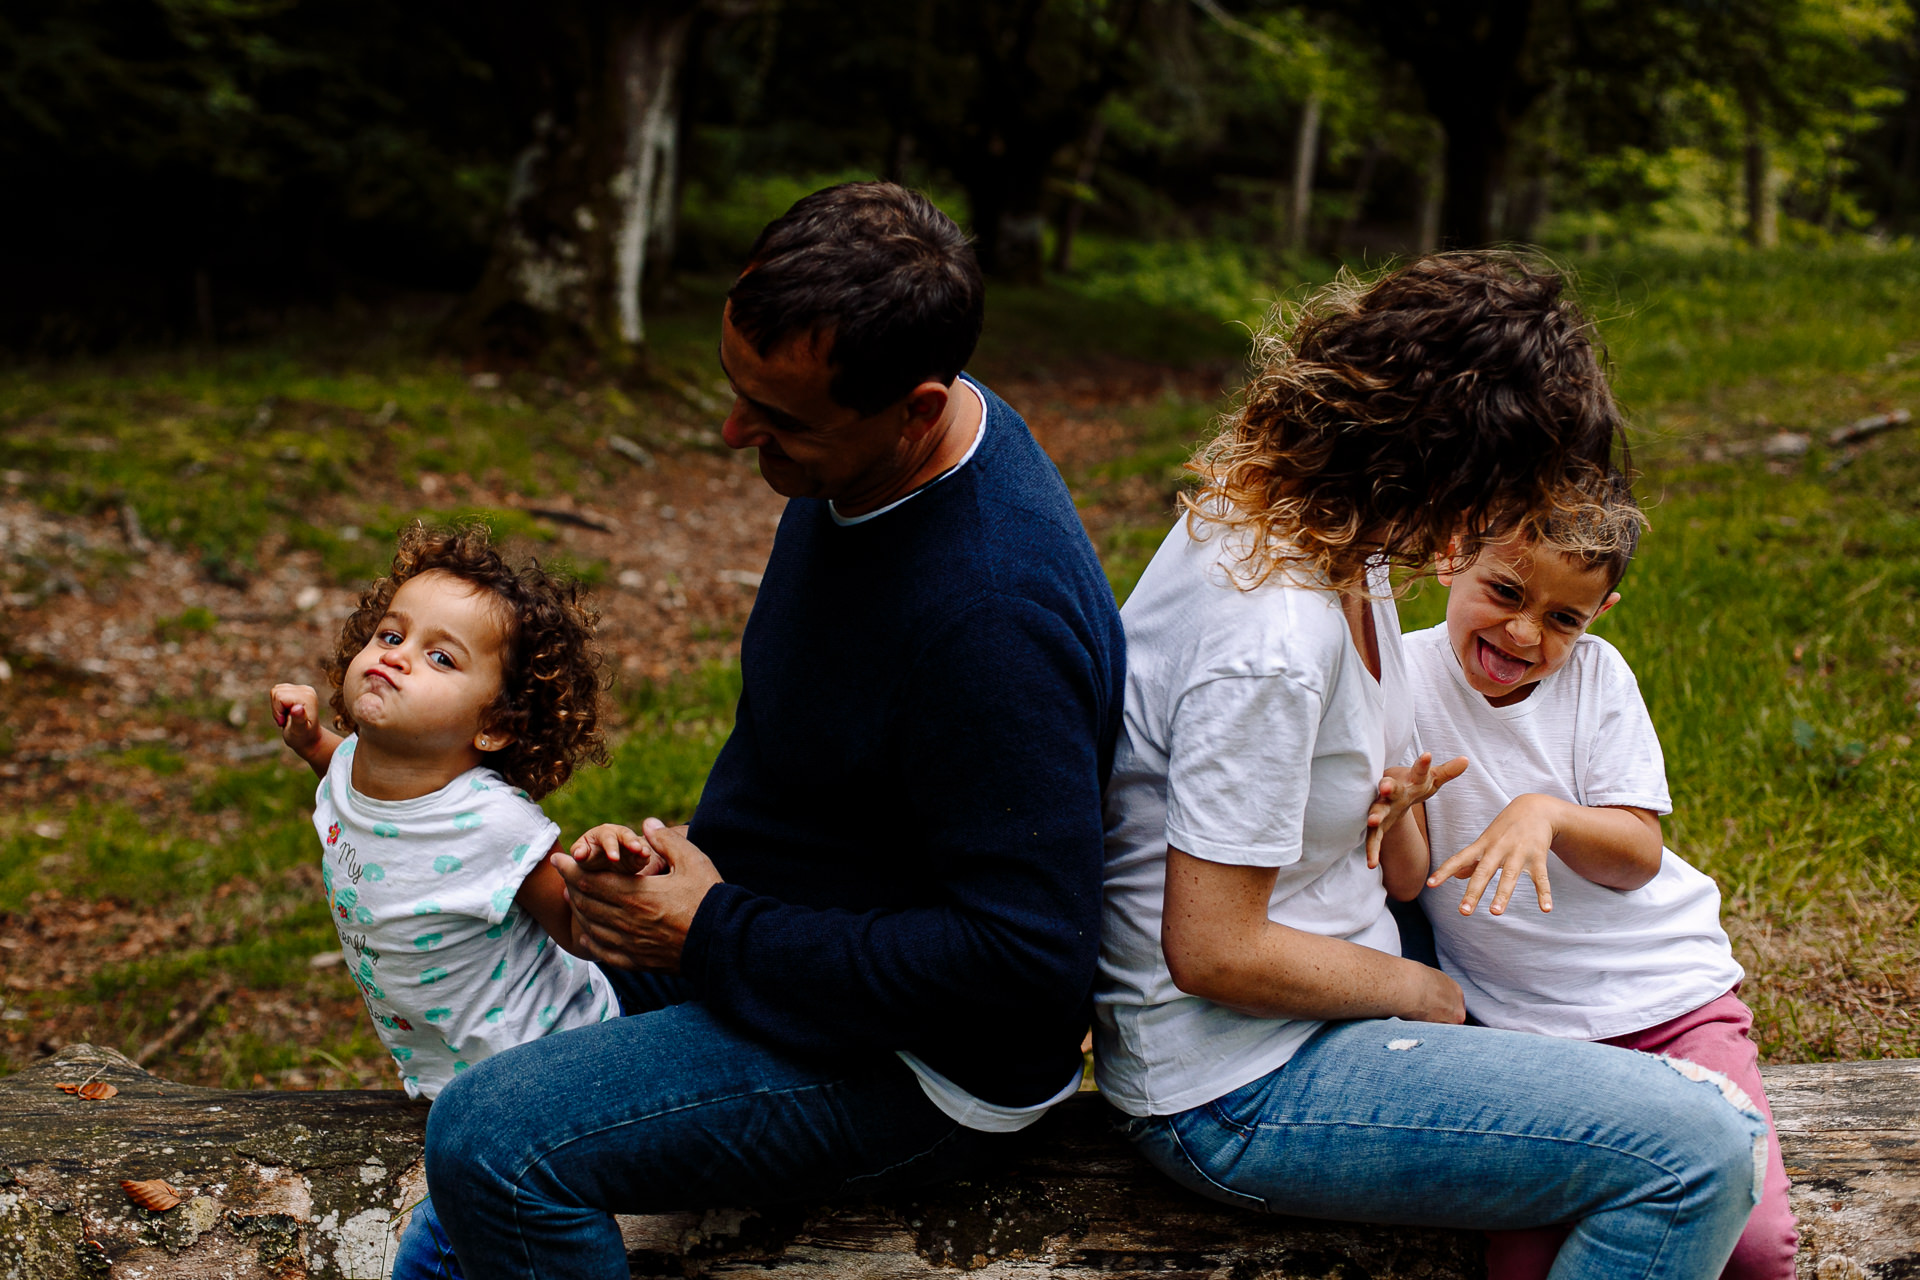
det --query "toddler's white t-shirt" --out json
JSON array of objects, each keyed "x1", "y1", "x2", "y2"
[
  {"x1": 314, "y1": 736, "x2": 617, "y2": 1098},
  {"x1": 1405, "y1": 625, "x2": 1743, "y2": 1040},
  {"x1": 1095, "y1": 524, "x2": 1411, "y2": 1117}
]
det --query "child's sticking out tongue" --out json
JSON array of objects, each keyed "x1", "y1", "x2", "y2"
[{"x1": 1477, "y1": 637, "x2": 1529, "y2": 685}]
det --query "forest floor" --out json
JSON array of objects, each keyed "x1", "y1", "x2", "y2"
[{"x1": 4, "y1": 249, "x2": 1920, "y2": 1089}]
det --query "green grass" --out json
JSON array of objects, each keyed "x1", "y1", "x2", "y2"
[{"x1": 5, "y1": 242, "x2": 1920, "y2": 1065}]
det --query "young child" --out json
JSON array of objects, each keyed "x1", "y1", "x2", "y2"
[
  {"x1": 271, "y1": 523, "x2": 646, "y2": 1100},
  {"x1": 1375, "y1": 485, "x2": 1796, "y2": 1279}
]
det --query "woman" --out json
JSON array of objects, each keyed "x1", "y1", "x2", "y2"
[{"x1": 1095, "y1": 254, "x2": 1768, "y2": 1280}]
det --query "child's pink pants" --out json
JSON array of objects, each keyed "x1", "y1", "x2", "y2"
[{"x1": 1484, "y1": 989, "x2": 1797, "y2": 1280}]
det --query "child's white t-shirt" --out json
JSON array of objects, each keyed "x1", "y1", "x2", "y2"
[
  {"x1": 1095, "y1": 524, "x2": 1411, "y2": 1117},
  {"x1": 313, "y1": 736, "x2": 618, "y2": 1098},
  {"x1": 1405, "y1": 625, "x2": 1744, "y2": 1040}
]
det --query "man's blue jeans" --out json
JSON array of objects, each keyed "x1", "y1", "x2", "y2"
[
  {"x1": 1118, "y1": 1017, "x2": 1769, "y2": 1280},
  {"x1": 395, "y1": 972, "x2": 1008, "y2": 1280}
]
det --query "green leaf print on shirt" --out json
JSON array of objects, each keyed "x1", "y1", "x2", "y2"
[
  {"x1": 413, "y1": 933, "x2": 443, "y2": 950},
  {"x1": 362, "y1": 863, "x2": 386, "y2": 881},
  {"x1": 489, "y1": 957, "x2": 506, "y2": 981},
  {"x1": 420, "y1": 966, "x2": 450, "y2": 984},
  {"x1": 510, "y1": 843, "x2": 531, "y2": 863},
  {"x1": 372, "y1": 823, "x2": 400, "y2": 838},
  {"x1": 490, "y1": 885, "x2": 516, "y2": 915},
  {"x1": 354, "y1": 906, "x2": 374, "y2": 925},
  {"x1": 425, "y1": 1008, "x2": 452, "y2": 1023},
  {"x1": 392, "y1": 1046, "x2": 412, "y2": 1061},
  {"x1": 452, "y1": 812, "x2": 483, "y2": 831},
  {"x1": 453, "y1": 1061, "x2": 470, "y2": 1073},
  {"x1": 538, "y1": 1005, "x2": 559, "y2": 1028},
  {"x1": 433, "y1": 854, "x2": 463, "y2": 874},
  {"x1": 470, "y1": 779, "x2": 490, "y2": 791},
  {"x1": 484, "y1": 1007, "x2": 504, "y2": 1023},
  {"x1": 413, "y1": 903, "x2": 440, "y2": 915},
  {"x1": 485, "y1": 907, "x2": 517, "y2": 939}
]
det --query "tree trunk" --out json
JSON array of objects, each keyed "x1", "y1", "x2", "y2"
[
  {"x1": 1052, "y1": 114, "x2": 1107, "y2": 275},
  {"x1": 1417, "y1": 130, "x2": 1445, "y2": 255},
  {"x1": 9, "y1": 1044, "x2": 1920, "y2": 1279},
  {"x1": 1745, "y1": 121, "x2": 1778, "y2": 248},
  {"x1": 444, "y1": 1, "x2": 697, "y2": 361},
  {"x1": 1334, "y1": 138, "x2": 1382, "y2": 254},
  {"x1": 963, "y1": 144, "x2": 1055, "y2": 285},
  {"x1": 1434, "y1": 110, "x2": 1509, "y2": 248},
  {"x1": 1284, "y1": 94, "x2": 1323, "y2": 251}
]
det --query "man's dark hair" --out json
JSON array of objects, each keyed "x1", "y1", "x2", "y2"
[{"x1": 726, "y1": 182, "x2": 985, "y2": 415}]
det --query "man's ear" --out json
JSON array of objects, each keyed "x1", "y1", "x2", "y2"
[{"x1": 899, "y1": 380, "x2": 953, "y2": 440}]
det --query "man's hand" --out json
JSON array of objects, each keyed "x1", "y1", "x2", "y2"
[
  {"x1": 1429, "y1": 793, "x2": 1556, "y2": 916},
  {"x1": 1364, "y1": 753, "x2": 1468, "y2": 869},
  {"x1": 568, "y1": 823, "x2": 669, "y2": 876},
  {"x1": 551, "y1": 818, "x2": 722, "y2": 972}
]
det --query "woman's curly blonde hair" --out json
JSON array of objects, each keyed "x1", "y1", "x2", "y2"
[
  {"x1": 1184, "y1": 251, "x2": 1629, "y2": 594},
  {"x1": 324, "y1": 522, "x2": 609, "y2": 800}
]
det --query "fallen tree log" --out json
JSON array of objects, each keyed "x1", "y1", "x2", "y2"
[{"x1": 2, "y1": 1044, "x2": 1915, "y2": 1279}]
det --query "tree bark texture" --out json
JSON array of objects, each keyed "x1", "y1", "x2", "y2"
[
  {"x1": 5, "y1": 1045, "x2": 1919, "y2": 1279},
  {"x1": 444, "y1": 0, "x2": 697, "y2": 359}
]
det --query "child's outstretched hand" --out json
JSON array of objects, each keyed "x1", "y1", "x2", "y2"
[
  {"x1": 1429, "y1": 794, "x2": 1555, "y2": 916},
  {"x1": 1364, "y1": 752, "x2": 1468, "y2": 869},
  {"x1": 271, "y1": 683, "x2": 326, "y2": 754},
  {"x1": 569, "y1": 824, "x2": 670, "y2": 876}
]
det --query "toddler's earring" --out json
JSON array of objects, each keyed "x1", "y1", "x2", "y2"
[{"x1": 478, "y1": 737, "x2": 491, "y2": 749}]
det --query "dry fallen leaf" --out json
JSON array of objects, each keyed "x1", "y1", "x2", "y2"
[
  {"x1": 121, "y1": 1179, "x2": 183, "y2": 1212},
  {"x1": 77, "y1": 1081, "x2": 118, "y2": 1100},
  {"x1": 53, "y1": 1082, "x2": 80, "y2": 1094}
]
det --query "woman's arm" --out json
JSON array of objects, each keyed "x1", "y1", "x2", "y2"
[{"x1": 1162, "y1": 847, "x2": 1465, "y2": 1023}]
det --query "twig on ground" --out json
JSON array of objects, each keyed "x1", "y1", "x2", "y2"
[{"x1": 135, "y1": 984, "x2": 231, "y2": 1068}]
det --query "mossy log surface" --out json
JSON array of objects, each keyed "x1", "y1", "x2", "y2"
[{"x1": 1, "y1": 1045, "x2": 1914, "y2": 1279}]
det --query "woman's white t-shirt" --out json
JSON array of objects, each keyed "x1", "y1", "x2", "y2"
[
  {"x1": 1094, "y1": 522, "x2": 1412, "y2": 1117},
  {"x1": 1405, "y1": 625, "x2": 1744, "y2": 1039}
]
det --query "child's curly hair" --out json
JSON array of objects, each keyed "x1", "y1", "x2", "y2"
[
  {"x1": 1184, "y1": 251, "x2": 1629, "y2": 593},
  {"x1": 324, "y1": 522, "x2": 608, "y2": 799}
]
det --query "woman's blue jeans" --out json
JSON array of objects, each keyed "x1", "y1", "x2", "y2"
[
  {"x1": 391, "y1": 972, "x2": 1007, "y2": 1280},
  {"x1": 1118, "y1": 1017, "x2": 1769, "y2": 1280}
]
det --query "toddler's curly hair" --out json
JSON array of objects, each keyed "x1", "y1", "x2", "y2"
[
  {"x1": 324, "y1": 522, "x2": 608, "y2": 799},
  {"x1": 1185, "y1": 251, "x2": 1628, "y2": 593}
]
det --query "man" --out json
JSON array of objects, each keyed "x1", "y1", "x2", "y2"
[{"x1": 410, "y1": 182, "x2": 1125, "y2": 1278}]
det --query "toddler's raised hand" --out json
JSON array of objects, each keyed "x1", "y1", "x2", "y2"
[
  {"x1": 1428, "y1": 794, "x2": 1555, "y2": 916},
  {"x1": 1364, "y1": 752, "x2": 1468, "y2": 869},
  {"x1": 271, "y1": 683, "x2": 324, "y2": 754},
  {"x1": 569, "y1": 823, "x2": 669, "y2": 876}
]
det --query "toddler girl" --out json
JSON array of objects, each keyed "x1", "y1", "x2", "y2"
[{"x1": 271, "y1": 522, "x2": 638, "y2": 1099}]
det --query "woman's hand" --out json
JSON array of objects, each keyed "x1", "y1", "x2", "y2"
[{"x1": 1364, "y1": 752, "x2": 1468, "y2": 869}]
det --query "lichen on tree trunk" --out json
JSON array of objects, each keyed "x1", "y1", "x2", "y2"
[{"x1": 441, "y1": 1, "x2": 697, "y2": 362}]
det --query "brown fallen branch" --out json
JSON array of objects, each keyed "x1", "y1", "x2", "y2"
[
  {"x1": 1829, "y1": 407, "x2": 1912, "y2": 447},
  {"x1": 132, "y1": 982, "x2": 231, "y2": 1068}
]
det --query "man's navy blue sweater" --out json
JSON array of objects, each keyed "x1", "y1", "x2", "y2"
[{"x1": 681, "y1": 379, "x2": 1125, "y2": 1108}]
